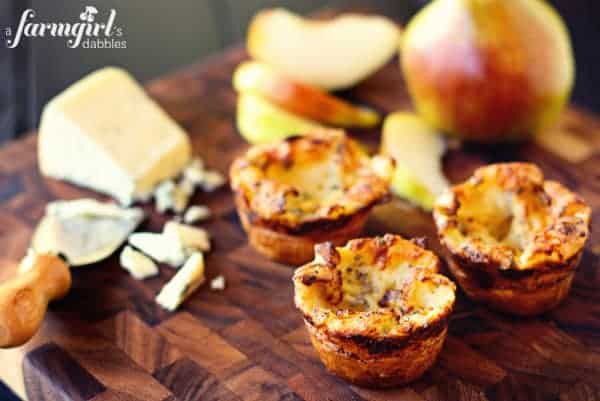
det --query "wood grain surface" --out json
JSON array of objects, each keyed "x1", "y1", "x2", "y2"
[{"x1": 1, "y1": 29, "x2": 600, "y2": 401}]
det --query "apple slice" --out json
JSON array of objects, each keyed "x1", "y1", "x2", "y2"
[
  {"x1": 247, "y1": 8, "x2": 401, "y2": 91},
  {"x1": 380, "y1": 112, "x2": 449, "y2": 210},
  {"x1": 233, "y1": 61, "x2": 380, "y2": 128},
  {"x1": 236, "y1": 93, "x2": 323, "y2": 144}
]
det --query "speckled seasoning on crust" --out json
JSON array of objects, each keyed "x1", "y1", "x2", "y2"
[
  {"x1": 293, "y1": 234, "x2": 456, "y2": 387},
  {"x1": 230, "y1": 129, "x2": 394, "y2": 265},
  {"x1": 434, "y1": 162, "x2": 591, "y2": 315}
]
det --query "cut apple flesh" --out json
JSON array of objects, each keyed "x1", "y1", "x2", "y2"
[
  {"x1": 236, "y1": 93, "x2": 323, "y2": 144},
  {"x1": 233, "y1": 61, "x2": 380, "y2": 128},
  {"x1": 247, "y1": 8, "x2": 401, "y2": 91},
  {"x1": 381, "y1": 112, "x2": 449, "y2": 210}
]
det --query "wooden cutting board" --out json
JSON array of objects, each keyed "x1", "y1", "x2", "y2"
[{"x1": 2, "y1": 36, "x2": 600, "y2": 401}]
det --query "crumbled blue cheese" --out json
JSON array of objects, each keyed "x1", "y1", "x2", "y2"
[
  {"x1": 183, "y1": 205, "x2": 211, "y2": 224},
  {"x1": 183, "y1": 158, "x2": 206, "y2": 185},
  {"x1": 200, "y1": 170, "x2": 226, "y2": 192},
  {"x1": 210, "y1": 275, "x2": 226, "y2": 291},
  {"x1": 128, "y1": 232, "x2": 187, "y2": 268},
  {"x1": 120, "y1": 245, "x2": 158, "y2": 280},
  {"x1": 154, "y1": 180, "x2": 190, "y2": 214},
  {"x1": 163, "y1": 221, "x2": 210, "y2": 253},
  {"x1": 156, "y1": 252, "x2": 205, "y2": 311}
]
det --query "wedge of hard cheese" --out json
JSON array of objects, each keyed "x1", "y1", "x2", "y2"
[{"x1": 38, "y1": 67, "x2": 191, "y2": 205}]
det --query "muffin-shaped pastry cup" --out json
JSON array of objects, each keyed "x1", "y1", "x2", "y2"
[
  {"x1": 293, "y1": 234, "x2": 456, "y2": 387},
  {"x1": 434, "y1": 163, "x2": 591, "y2": 316},
  {"x1": 230, "y1": 129, "x2": 394, "y2": 265}
]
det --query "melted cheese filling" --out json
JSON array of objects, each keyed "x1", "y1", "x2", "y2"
[
  {"x1": 455, "y1": 182, "x2": 549, "y2": 264},
  {"x1": 266, "y1": 158, "x2": 346, "y2": 214},
  {"x1": 301, "y1": 254, "x2": 454, "y2": 336}
]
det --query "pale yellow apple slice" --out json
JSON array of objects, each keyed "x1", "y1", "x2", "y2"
[
  {"x1": 233, "y1": 61, "x2": 380, "y2": 128},
  {"x1": 247, "y1": 9, "x2": 401, "y2": 91},
  {"x1": 381, "y1": 112, "x2": 449, "y2": 210},
  {"x1": 236, "y1": 93, "x2": 323, "y2": 144}
]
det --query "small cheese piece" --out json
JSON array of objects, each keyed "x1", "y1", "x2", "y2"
[
  {"x1": 210, "y1": 275, "x2": 226, "y2": 291},
  {"x1": 183, "y1": 206, "x2": 211, "y2": 224},
  {"x1": 38, "y1": 67, "x2": 191, "y2": 205},
  {"x1": 154, "y1": 180, "x2": 176, "y2": 213},
  {"x1": 183, "y1": 158, "x2": 206, "y2": 185},
  {"x1": 201, "y1": 170, "x2": 226, "y2": 192},
  {"x1": 154, "y1": 180, "x2": 191, "y2": 214},
  {"x1": 128, "y1": 232, "x2": 187, "y2": 268},
  {"x1": 163, "y1": 221, "x2": 211, "y2": 252},
  {"x1": 120, "y1": 245, "x2": 158, "y2": 280},
  {"x1": 156, "y1": 252, "x2": 205, "y2": 311}
]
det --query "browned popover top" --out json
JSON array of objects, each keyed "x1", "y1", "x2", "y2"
[
  {"x1": 293, "y1": 234, "x2": 456, "y2": 342},
  {"x1": 230, "y1": 129, "x2": 394, "y2": 230},
  {"x1": 434, "y1": 163, "x2": 591, "y2": 272}
]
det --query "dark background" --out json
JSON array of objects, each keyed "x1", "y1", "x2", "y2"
[
  {"x1": 2, "y1": 0, "x2": 600, "y2": 144},
  {"x1": 0, "y1": 1, "x2": 598, "y2": 397}
]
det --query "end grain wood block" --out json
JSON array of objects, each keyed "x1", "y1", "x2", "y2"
[
  {"x1": 154, "y1": 358, "x2": 241, "y2": 401},
  {"x1": 53, "y1": 333, "x2": 173, "y2": 401},
  {"x1": 94, "y1": 311, "x2": 183, "y2": 374},
  {"x1": 156, "y1": 312, "x2": 247, "y2": 378},
  {"x1": 221, "y1": 319, "x2": 302, "y2": 380},
  {"x1": 24, "y1": 342, "x2": 106, "y2": 401}
]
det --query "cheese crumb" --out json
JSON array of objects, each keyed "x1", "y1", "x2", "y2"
[
  {"x1": 201, "y1": 170, "x2": 226, "y2": 192},
  {"x1": 128, "y1": 232, "x2": 187, "y2": 268},
  {"x1": 163, "y1": 221, "x2": 211, "y2": 253},
  {"x1": 183, "y1": 158, "x2": 206, "y2": 185},
  {"x1": 183, "y1": 206, "x2": 211, "y2": 224},
  {"x1": 120, "y1": 245, "x2": 158, "y2": 280},
  {"x1": 210, "y1": 275, "x2": 226, "y2": 291},
  {"x1": 154, "y1": 180, "x2": 190, "y2": 214},
  {"x1": 156, "y1": 252, "x2": 205, "y2": 311}
]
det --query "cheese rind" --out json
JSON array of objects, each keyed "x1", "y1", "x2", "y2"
[
  {"x1": 38, "y1": 67, "x2": 191, "y2": 205},
  {"x1": 32, "y1": 198, "x2": 144, "y2": 266},
  {"x1": 156, "y1": 252, "x2": 205, "y2": 311}
]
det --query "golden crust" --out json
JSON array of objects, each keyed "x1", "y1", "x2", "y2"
[
  {"x1": 230, "y1": 129, "x2": 393, "y2": 230},
  {"x1": 434, "y1": 163, "x2": 590, "y2": 272},
  {"x1": 446, "y1": 254, "x2": 577, "y2": 316},
  {"x1": 235, "y1": 193, "x2": 369, "y2": 265},
  {"x1": 293, "y1": 234, "x2": 456, "y2": 386},
  {"x1": 230, "y1": 129, "x2": 394, "y2": 264},
  {"x1": 434, "y1": 162, "x2": 591, "y2": 315}
]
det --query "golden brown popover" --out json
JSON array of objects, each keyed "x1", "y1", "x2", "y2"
[
  {"x1": 293, "y1": 234, "x2": 456, "y2": 387},
  {"x1": 434, "y1": 163, "x2": 591, "y2": 316},
  {"x1": 230, "y1": 129, "x2": 394, "y2": 265}
]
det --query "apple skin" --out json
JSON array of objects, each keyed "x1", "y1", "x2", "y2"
[
  {"x1": 236, "y1": 93, "x2": 323, "y2": 144},
  {"x1": 380, "y1": 112, "x2": 449, "y2": 211},
  {"x1": 234, "y1": 61, "x2": 380, "y2": 128},
  {"x1": 401, "y1": 0, "x2": 574, "y2": 142}
]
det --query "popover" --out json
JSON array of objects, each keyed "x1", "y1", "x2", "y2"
[
  {"x1": 230, "y1": 129, "x2": 394, "y2": 265},
  {"x1": 293, "y1": 234, "x2": 456, "y2": 387},
  {"x1": 434, "y1": 162, "x2": 591, "y2": 316}
]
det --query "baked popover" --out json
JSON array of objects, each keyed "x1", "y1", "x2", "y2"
[
  {"x1": 434, "y1": 162, "x2": 591, "y2": 316},
  {"x1": 293, "y1": 234, "x2": 456, "y2": 387},
  {"x1": 230, "y1": 129, "x2": 394, "y2": 265}
]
